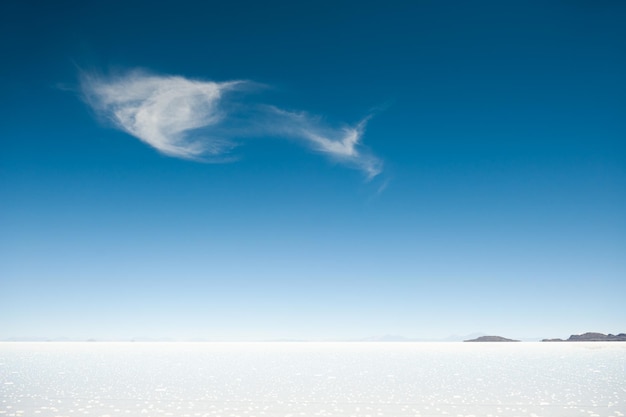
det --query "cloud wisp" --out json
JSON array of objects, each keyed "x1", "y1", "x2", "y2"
[
  {"x1": 81, "y1": 70, "x2": 382, "y2": 178},
  {"x1": 263, "y1": 108, "x2": 381, "y2": 178}
]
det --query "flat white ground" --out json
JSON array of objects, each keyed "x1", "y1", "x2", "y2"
[{"x1": 0, "y1": 342, "x2": 624, "y2": 417}]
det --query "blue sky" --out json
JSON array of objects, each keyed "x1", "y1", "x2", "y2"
[{"x1": 1, "y1": 0, "x2": 625, "y2": 341}]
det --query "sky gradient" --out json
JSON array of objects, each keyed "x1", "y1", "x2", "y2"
[{"x1": 1, "y1": 0, "x2": 625, "y2": 341}]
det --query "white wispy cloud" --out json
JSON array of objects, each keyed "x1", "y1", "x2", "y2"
[
  {"x1": 81, "y1": 70, "x2": 382, "y2": 177},
  {"x1": 81, "y1": 70, "x2": 244, "y2": 160},
  {"x1": 265, "y1": 108, "x2": 382, "y2": 178}
]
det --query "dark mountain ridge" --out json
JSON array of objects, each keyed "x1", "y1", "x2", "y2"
[{"x1": 542, "y1": 332, "x2": 626, "y2": 342}]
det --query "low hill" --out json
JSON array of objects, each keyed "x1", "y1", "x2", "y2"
[{"x1": 464, "y1": 335, "x2": 520, "y2": 342}]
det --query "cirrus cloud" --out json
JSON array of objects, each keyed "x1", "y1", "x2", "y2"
[{"x1": 81, "y1": 70, "x2": 382, "y2": 178}]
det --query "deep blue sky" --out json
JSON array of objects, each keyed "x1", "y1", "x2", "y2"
[{"x1": 1, "y1": 0, "x2": 625, "y2": 340}]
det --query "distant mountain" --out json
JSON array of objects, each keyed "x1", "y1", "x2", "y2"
[
  {"x1": 355, "y1": 333, "x2": 489, "y2": 342},
  {"x1": 464, "y1": 335, "x2": 520, "y2": 342},
  {"x1": 439, "y1": 332, "x2": 487, "y2": 342},
  {"x1": 130, "y1": 336, "x2": 176, "y2": 342},
  {"x1": 542, "y1": 332, "x2": 626, "y2": 342},
  {"x1": 358, "y1": 335, "x2": 415, "y2": 342},
  {"x1": 3, "y1": 336, "x2": 74, "y2": 342}
]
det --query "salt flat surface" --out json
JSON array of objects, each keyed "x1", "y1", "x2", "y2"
[{"x1": 0, "y1": 342, "x2": 624, "y2": 417}]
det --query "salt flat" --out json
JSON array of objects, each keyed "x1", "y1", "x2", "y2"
[{"x1": 0, "y1": 342, "x2": 624, "y2": 417}]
